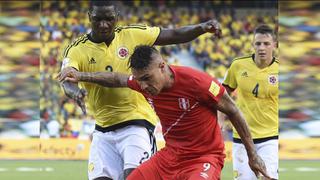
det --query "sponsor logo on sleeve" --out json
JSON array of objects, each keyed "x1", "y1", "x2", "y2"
[{"x1": 209, "y1": 81, "x2": 220, "y2": 97}]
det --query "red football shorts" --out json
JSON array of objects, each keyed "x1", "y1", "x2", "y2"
[{"x1": 127, "y1": 147, "x2": 224, "y2": 180}]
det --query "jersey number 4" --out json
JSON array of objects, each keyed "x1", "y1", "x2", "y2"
[{"x1": 252, "y1": 83, "x2": 259, "y2": 97}]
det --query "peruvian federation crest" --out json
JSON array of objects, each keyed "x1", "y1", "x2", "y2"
[
  {"x1": 178, "y1": 98, "x2": 190, "y2": 110},
  {"x1": 117, "y1": 46, "x2": 129, "y2": 59},
  {"x1": 268, "y1": 75, "x2": 278, "y2": 85}
]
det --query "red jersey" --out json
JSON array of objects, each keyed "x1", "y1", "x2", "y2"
[{"x1": 128, "y1": 65, "x2": 225, "y2": 159}]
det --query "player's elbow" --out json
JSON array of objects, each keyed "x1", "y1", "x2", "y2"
[{"x1": 224, "y1": 105, "x2": 239, "y2": 119}]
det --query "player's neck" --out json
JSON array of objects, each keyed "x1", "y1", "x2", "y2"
[
  {"x1": 254, "y1": 55, "x2": 273, "y2": 69},
  {"x1": 89, "y1": 32, "x2": 115, "y2": 45},
  {"x1": 164, "y1": 65, "x2": 175, "y2": 89}
]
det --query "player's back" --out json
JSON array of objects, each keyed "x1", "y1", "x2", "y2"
[{"x1": 62, "y1": 25, "x2": 161, "y2": 128}]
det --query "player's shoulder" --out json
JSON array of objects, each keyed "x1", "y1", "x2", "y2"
[
  {"x1": 172, "y1": 65, "x2": 201, "y2": 75},
  {"x1": 232, "y1": 54, "x2": 253, "y2": 63},
  {"x1": 67, "y1": 34, "x2": 89, "y2": 47},
  {"x1": 115, "y1": 24, "x2": 148, "y2": 33},
  {"x1": 172, "y1": 65, "x2": 209, "y2": 82},
  {"x1": 229, "y1": 54, "x2": 253, "y2": 68},
  {"x1": 63, "y1": 34, "x2": 89, "y2": 58}
]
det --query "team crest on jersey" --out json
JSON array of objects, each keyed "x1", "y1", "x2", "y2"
[
  {"x1": 178, "y1": 98, "x2": 190, "y2": 110},
  {"x1": 268, "y1": 75, "x2": 278, "y2": 85},
  {"x1": 117, "y1": 46, "x2": 129, "y2": 59}
]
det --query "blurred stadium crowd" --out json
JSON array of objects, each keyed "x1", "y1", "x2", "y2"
[
  {"x1": 279, "y1": 2, "x2": 320, "y2": 138},
  {"x1": 0, "y1": 2, "x2": 40, "y2": 138},
  {"x1": 0, "y1": 1, "x2": 319, "y2": 140},
  {"x1": 39, "y1": 0, "x2": 278, "y2": 140}
]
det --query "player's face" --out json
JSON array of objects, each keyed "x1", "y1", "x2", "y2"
[
  {"x1": 89, "y1": 5, "x2": 117, "y2": 41},
  {"x1": 132, "y1": 55, "x2": 166, "y2": 96},
  {"x1": 253, "y1": 33, "x2": 276, "y2": 62}
]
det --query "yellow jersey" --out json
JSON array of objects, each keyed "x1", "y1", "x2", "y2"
[
  {"x1": 61, "y1": 24, "x2": 160, "y2": 129},
  {"x1": 223, "y1": 54, "x2": 279, "y2": 139}
]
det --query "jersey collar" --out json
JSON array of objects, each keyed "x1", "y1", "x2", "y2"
[{"x1": 251, "y1": 54, "x2": 276, "y2": 67}]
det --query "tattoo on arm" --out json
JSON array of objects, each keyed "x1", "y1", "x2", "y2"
[
  {"x1": 155, "y1": 24, "x2": 205, "y2": 45},
  {"x1": 78, "y1": 72, "x2": 129, "y2": 87}
]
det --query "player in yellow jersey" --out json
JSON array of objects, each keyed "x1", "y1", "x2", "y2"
[
  {"x1": 223, "y1": 24, "x2": 279, "y2": 180},
  {"x1": 59, "y1": 1, "x2": 222, "y2": 180}
]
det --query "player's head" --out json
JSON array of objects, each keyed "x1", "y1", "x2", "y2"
[
  {"x1": 129, "y1": 45, "x2": 167, "y2": 96},
  {"x1": 88, "y1": 1, "x2": 118, "y2": 41},
  {"x1": 253, "y1": 24, "x2": 277, "y2": 61}
]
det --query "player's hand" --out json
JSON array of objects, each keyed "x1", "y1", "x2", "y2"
[
  {"x1": 248, "y1": 154, "x2": 271, "y2": 179},
  {"x1": 57, "y1": 67, "x2": 80, "y2": 83},
  {"x1": 57, "y1": 67, "x2": 87, "y2": 115},
  {"x1": 72, "y1": 88, "x2": 87, "y2": 115},
  {"x1": 201, "y1": 19, "x2": 222, "y2": 38}
]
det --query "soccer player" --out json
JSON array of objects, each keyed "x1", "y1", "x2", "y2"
[
  {"x1": 222, "y1": 24, "x2": 279, "y2": 180},
  {"x1": 59, "y1": 1, "x2": 222, "y2": 180},
  {"x1": 58, "y1": 45, "x2": 270, "y2": 180}
]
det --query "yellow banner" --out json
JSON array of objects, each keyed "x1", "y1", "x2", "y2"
[
  {"x1": 0, "y1": 139, "x2": 40, "y2": 159},
  {"x1": 39, "y1": 139, "x2": 90, "y2": 160},
  {"x1": 279, "y1": 138, "x2": 320, "y2": 160},
  {"x1": 1, "y1": 138, "x2": 319, "y2": 160},
  {"x1": 0, "y1": 139, "x2": 90, "y2": 160}
]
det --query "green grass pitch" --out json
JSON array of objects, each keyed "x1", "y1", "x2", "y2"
[{"x1": 0, "y1": 160, "x2": 319, "y2": 179}]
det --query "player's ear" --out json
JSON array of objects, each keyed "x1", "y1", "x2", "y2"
[{"x1": 159, "y1": 62, "x2": 166, "y2": 72}]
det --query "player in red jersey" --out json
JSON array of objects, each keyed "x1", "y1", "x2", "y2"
[{"x1": 58, "y1": 45, "x2": 270, "y2": 180}]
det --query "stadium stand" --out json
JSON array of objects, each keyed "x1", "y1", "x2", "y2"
[
  {"x1": 38, "y1": 1, "x2": 279, "y2": 140},
  {"x1": 2, "y1": 1, "x2": 318, "y2": 141}
]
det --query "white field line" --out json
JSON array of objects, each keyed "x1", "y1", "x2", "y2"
[
  {"x1": 278, "y1": 168, "x2": 287, "y2": 172},
  {"x1": 295, "y1": 167, "x2": 320, "y2": 172},
  {"x1": 0, "y1": 168, "x2": 8, "y2": 172},
  {"x1": 0, "y1": 167, "x2": 54, "y2": 173}
]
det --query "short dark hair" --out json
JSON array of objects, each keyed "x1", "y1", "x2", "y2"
[
  {"x1": 89, "y1": 0, "x2": 117, "y2": 12},
  {"x1": 254, "y1": 24, "x2": 276, "y2": 40},
  {"x1": 129, "y1": 45, "x2": 159, "y2": 70}
]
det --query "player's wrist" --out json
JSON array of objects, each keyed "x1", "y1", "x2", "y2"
[
  {"x1": 78, "y1": 72, "x2": 88, "y2": 81},
  {"x1": 199, "y1": 23, "x2": 207, "y2": 33},
  {"x1": 247, "y1": 151, "x2": 258, "y2": 161}
]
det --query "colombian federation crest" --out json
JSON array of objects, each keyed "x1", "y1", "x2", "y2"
[
  {"x1": 117, "y1": 46, "x2": 129, "y2": 59},
  {"x1": 268, "y1": 75, "x2": 278, "y2": 85}
]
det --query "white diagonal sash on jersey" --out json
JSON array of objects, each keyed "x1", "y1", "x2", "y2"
[{"x1": 162, "y1": 102, "x2": 199, "y2": 137}]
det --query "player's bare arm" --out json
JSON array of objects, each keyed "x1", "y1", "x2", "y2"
[
  {"x1": 59, "y1": 67, "x2": 87, "y2": 114},
  {"x1": 154, "y1": 19, "x2": 222, "y2": 45},
  {"x1": 58, "y1": 70, "x2": 129, "y2": 88},
  {"x1": 215, "y1": 91, "x2": 271, "y2": 179}
]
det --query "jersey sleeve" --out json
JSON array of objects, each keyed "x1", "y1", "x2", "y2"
[
  {"x1": 222, "y1": 61, "x2": 237, "y2": 89},
  {"x1": 195, "y1": 73, "x2": 225, "y2": 104},
  {"x1": 60, "y1": 45, "x2": 85, "y2": 71},
  {"x1": 128, "y1": 25, "x2": 161, "y2": 46}
]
